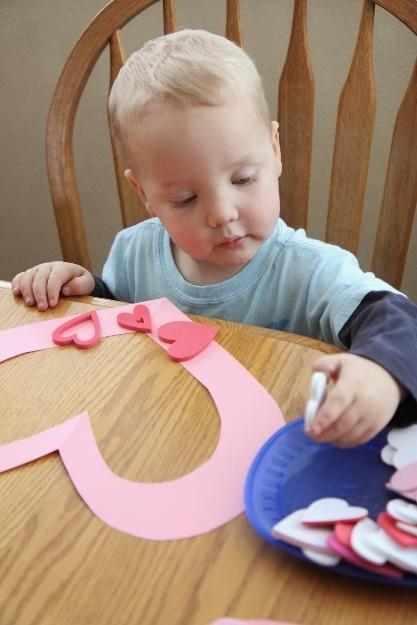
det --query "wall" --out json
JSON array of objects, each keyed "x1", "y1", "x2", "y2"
[{"x1": 0, "y1": 0, "x2": 416, "y2": 298}]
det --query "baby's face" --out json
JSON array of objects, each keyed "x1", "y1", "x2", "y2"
[{"x1": 127, "y1": 98, "x2": 282, "y2": 284}]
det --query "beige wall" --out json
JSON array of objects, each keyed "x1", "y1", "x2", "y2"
[{"x1": 1, "y1": 0, "x2": 416, "y2": 299}]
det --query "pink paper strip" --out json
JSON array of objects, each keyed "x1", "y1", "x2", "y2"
[{"x1": 0, "y1": 298, "x2": 284, "y2": 539}]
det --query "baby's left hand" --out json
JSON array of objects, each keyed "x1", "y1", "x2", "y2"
[{"x1": 306, "y1": 353, "x2": 406, "y2": 447}]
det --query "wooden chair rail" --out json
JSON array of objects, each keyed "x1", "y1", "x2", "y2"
[{"x1": 46, "y1": 0, "x2": 417, "y2": 288}]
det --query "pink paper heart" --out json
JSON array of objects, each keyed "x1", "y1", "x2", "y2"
[
  {"x1": 52, "y1": 311, "x2": 101, "y2": 349},
  {"x1": 301, "y1": 498, "x2": 367, "y2": 526},
  {"x1": 117, "y1": 304, "x2": 152, "y2": 333},
  {"x1": 158, "y1": 320, "x2": 219, "y2": 361}
]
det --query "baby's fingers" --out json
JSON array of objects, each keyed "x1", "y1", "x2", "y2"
[
  {"x1": 15, "y1": 267, "x2": 43, "y2": 307},
  {"x1": 32, "y1": 265, "x2": 56, "y2": 310},
  {"x1": 11, "y1": 272, "x2": 24, "y2": 296},
  {"x1": 309, "y1": 381, "x2": 355, "y2": 441}
]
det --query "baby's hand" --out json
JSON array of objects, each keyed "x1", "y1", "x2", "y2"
[
  {"x1": 12, "y1": 262, "x2": 95, "y2": 311},
  {"x1": 306, "y1": 353, "x2": 405, "y2": 447}
]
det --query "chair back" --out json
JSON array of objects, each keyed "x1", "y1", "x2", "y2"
[{"x1": 46, "y1": 0, "x2": 417, "y2": 288}]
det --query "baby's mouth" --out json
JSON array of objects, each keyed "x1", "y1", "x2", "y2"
[{"x1": 216, "y1": 235, "x2": 248, "y2": 249}]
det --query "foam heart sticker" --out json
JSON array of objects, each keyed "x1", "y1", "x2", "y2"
[
  {"x1": 350, "y1": 517, "x2": 387, "y2": 565},
  {"x1": 158, "y1": 320, "x2": 219, "y2": 361},
  {"x1": 397, "y1": 521, "x2": 417, "y2": 537},
  {"x1": 377, "y1": 512, "x2": 417, "y2": 548},
  {"x1": 302, "y1": 548, "x2": 340, "y2": 567},
  {"x1": 301, "y1": 497, "x2": 367, "y2": 526},
  {"x1": 380, "y1": 444, "x2": 396, "y2": 467},
  {"x1": 387, "y1": 498, "x2": 417, "y2": 524},
  {"x1": 387, "y1": 425, "x2": 417, "y2": 469},
  {"x1": 271, "y1": 509, "x2": 335, "y2": 555},
  {"x1": 334, "y1": 521, "x2": 354, "y2": 548},
  {"x1": 52, "y1": 311, "x2": 101, "y2": 349},
  {"x1": 387, "y1": 461, "x2": 417, "y2": 494},
  {"x1": 327, "y1": 534, "x2": 403, "y2": 579},
  {"x1": 117, "y1": 304, "x2": 152, "y2": 333},
  {"x1": 369, "y1": 528, "x2": 417, "y2": 574}
]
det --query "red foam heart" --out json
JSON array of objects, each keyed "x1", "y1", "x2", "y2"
[
  {"x1": 334, "y1": 521, "x2": 354, "y2": 548},
  {"x1": 378, "y1": 512, "x2": 417, "y2": 548},
  {"x1": 157, "y1": 320, "x2": 219, "y2": 361},
  {"x1": 52, "y1": 311, "x2": 101, "y2": 349},
  {"x1": 117, "y1": 304, "x2": 152, "y2": 333}
]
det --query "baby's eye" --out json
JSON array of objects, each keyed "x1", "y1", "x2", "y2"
[
  {"x1": 233, "y1": 176, "x2": 253, "y2": 186},
  {"x1": 172, "y1": 194, "x2": 197, "y2": 207}
]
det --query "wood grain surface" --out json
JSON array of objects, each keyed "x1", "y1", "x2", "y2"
[{"x1": 0, "y1": 283, "x2": 416, "y2": 625}]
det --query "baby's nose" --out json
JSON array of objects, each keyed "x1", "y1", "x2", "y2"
[{"x1": 207, "y1": 197, "x2": 238, "y2": 228}]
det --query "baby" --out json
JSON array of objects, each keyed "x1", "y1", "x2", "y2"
[{"x1": 12, "y1": 29, "x2": 416, "y2": 447}]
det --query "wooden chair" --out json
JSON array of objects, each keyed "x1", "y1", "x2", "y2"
[{"x1": 46, "y1": 0, "x2": 417, "y2": 288}]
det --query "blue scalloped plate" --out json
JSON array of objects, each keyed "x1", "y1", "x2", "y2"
[{"x1": 244, "y1": 418, "x2": 417, "y2": 586}]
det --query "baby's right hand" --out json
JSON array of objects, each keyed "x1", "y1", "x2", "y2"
[{"x1": 12, "y1": 262, "x2": 95, "y2": 311}]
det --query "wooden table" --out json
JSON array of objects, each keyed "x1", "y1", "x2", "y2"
[{"x1": 0, "y1": 281, "x2": 415, "y2": 625}]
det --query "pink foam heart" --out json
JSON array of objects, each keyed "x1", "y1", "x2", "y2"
[
  {"x1": 378, "y1": 512, "x2": 417, "y2": 548},
  {"x1": 387, "y1": 461, "x2": 417, "y2": 494},
  {"x1": 327, "y1": 534, "x2": 403, "y2": 579},
  {"x1": 301, "y1": 497, "x2": 367, "y2": 526},
  {"x1": 158, "y1": 320, "x2": 219, "y2": 361},
  {"x1": 52, "y1": 311, "x2": 101, "y2": 349},
  {"x1": 117, "y1": 304, "x2": 152, "y2": 333},
  {"x1": 334, "y1": 521, "x2": 354, "y2": 548}
]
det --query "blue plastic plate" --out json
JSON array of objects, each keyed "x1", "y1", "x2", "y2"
[{"x1": 244, "y1": 418, "x2": 417, "y2": 586}]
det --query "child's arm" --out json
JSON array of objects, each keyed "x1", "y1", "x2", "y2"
[
  {"x1": 306, "y1": 291, "x2": 417, "y2": 447},
  {"x1": 12, "y1": 262, "x2": 95, "y2": 310}
]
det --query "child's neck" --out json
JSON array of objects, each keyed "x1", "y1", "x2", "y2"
[{"x1": 172, "y1": 244, "x2": 245, "y2": 286}]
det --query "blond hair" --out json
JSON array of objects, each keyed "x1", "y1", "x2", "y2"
[{"x1": 109, "y1": 29, "x2": 269, "y2": 158}]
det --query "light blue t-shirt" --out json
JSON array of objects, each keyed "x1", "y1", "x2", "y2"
[{"x1": 102, "y1": 218, "x2": 398, "y2": 347}]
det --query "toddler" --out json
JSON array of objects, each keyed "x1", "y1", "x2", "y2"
[{"x1": 12, "y1": 29, "x2": 417, "y2": 447}]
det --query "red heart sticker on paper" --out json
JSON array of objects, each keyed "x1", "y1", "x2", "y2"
[
  {"x1": 158, "y1": 321, "x2": 219, "y2": 361},
  {"x1": 117, "y1": 304, "x2": 152, "y2": 333},
  {"x1": 52, "y1": 311, "x2": 101, "y2": 349}
]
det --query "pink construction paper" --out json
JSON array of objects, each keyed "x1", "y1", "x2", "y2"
[{"x1": 0, "y1": 298, "x2": 284, "y2": 540}]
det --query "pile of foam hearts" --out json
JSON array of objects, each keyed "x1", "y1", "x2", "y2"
[
  {"x1": 382, "y1": 424, "x2": 417, "y2": 502},
  {"x1": 271, "y1": 496, "x2": 417, "y2": 578}
]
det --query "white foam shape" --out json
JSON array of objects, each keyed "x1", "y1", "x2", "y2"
[
  {"x1": 304, "y1": 372, "x2": 327, "y2": 429},
  {"x1": 387, "y1": 425, "x2": 417, "y2": 469},
  {"x1": 351, "y1": 518, "x2": 387, "y2": 565},
  {"x1": 397, "y1": 521, "x2": 417, "y2": 537},
  {"x1": 302, "y1": 497, "x2": 367, "y2": 525},
  {"x1": 304, "y1": 399, "x2": 319, "y2": 429},
  {"x1": 271, "y1": 509, "x2": 334, "y2": 555},
  {"x1": 302, "y1": 548, "x2": 340, "y2": 567},
  {"x1": 387, "y1": 499, "x2": 417, "y2": 524},
  {"x1": 369, "y1": 528, "x2": 417, "y2": 574},
  {"x1": 380, "y1": 444, "x2": 396, "y2": 466}
]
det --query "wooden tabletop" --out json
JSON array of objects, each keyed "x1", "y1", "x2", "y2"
[{"x1": 0, "y1": 281, "x2": 415, "y2": 625}]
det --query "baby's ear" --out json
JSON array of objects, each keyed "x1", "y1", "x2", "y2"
[
  {"x1": 124, "y1": 169, "x2": 152, "y2": 214},
  {"x1": 270, "y1": 121, "x2": 282, "y2": 178}
]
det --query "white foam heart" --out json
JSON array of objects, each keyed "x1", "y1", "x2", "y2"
[
  {"x1": 397, "y1": 521, "x2": 417, "y2": 537},
  {"x1": 350, "y1": 518, "x2": 387, "y2": 565},
  {"x1": 387, "y1": 498, "x2": 417, "y2": 524},
  {"x1": 301, "y1": 497, "x2": 367, "y2": 525},
  {"x1": 302, "y1": 548, "x2": 340, "y2": 567},
  {"x1": 369, "y1": 528, "x2": 417, "y2": 574},
  {"x1": 380, "y1": 444, "x2": 396, "y2": 466},
  {"x1": 387, "y1": 425, "x2": 417, "y2": 469},
  {"x1": 272, "y1": 509, "x2": 334, "y2": 555}
]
